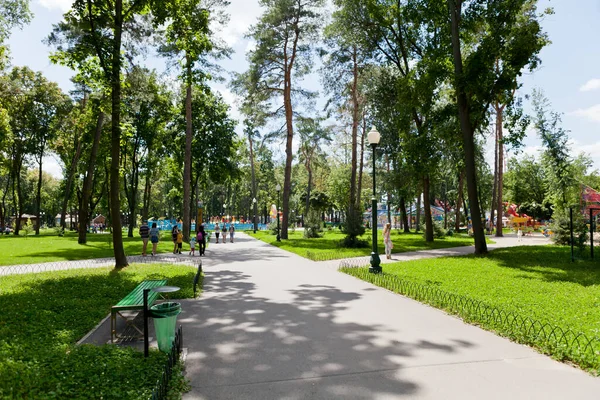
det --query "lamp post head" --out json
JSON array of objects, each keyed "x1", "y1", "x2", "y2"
[
  {"x1": 367, "y1": 126, "x2": 381, "y2": 146},
  {"x1": 276, "y1": 184, "x2": 281, "y2": 192},
  {"x1": 252, "y1": 197, "x2": 257, "y2": 204}
]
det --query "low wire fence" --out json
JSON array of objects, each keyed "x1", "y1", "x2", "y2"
[
  {"x1": 0, "y1": 255, "x2": 199, "y2": 278},
  {"x1": 151, "y1": 326, "x2": 183, "y2": 400},
  {"x1": 339, "y1": 260, "x2": 600, "y2": 373},
  {"x1": 305, "y1": 251, "x2": 345, "y2": 262}
]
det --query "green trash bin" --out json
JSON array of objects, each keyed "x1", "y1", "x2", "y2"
[{"x1": 150, "y1": 302, "x2": 182, "y2": 352}]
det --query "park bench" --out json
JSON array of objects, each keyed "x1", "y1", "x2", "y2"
[{"x1": 111, "y1": 279, "x2": 168, "y2": 343}]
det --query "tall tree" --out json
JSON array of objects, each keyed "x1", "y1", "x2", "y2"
[
  {"x1": 48, "y1": 0, "x2": 159, "y2": 267},
  {"x1": 236, "y1": 0, "x2": 325, "y2": 240},
  {"x1": 154, "y1": 0, "x2": 216, "y2": 242},
  {"x1": 445, "y1": 0, "x2": 547, "y2": 253}
]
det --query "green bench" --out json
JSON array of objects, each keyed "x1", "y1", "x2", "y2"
[{"x1": 111, "y1": 279, "x2": 167, "y2": 343}]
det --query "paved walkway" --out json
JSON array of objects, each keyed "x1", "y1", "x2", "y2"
[{"x1": 179, "y1": 233, "x2": 600, "y2": 399}]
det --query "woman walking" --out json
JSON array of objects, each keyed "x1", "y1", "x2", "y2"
[
  {"x1": 149, "y1": 222, "x2": 160, "y2": 256},
  {"x1": 171, "y1": 226, "x2": 179, "y2": 254},
  {"x1": 383, "y1": 222, "x2": 393, "y2": 259},
  {"x1": 214, "y1": 223, "x2": 220, "y2": 243}
]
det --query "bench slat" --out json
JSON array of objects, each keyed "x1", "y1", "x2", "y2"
[{"x1": 113, "y1": 279, "x2": 167, "y2": 310}]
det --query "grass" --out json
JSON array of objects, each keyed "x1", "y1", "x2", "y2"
[
  {"x1": 0, "y1": 263, "x2": 198, "y2": 399},
  {"x1": 341, "y1": 245, "x2": 600, "y2": 372},
  {"x1": 248, "y1": 229, "x2": 484, "y2": 260},
  {"x1": 0, "y1": 229, "x2": 190, "y2": 266}
]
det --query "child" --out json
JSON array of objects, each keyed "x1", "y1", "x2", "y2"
[
  {"x1": 383, "y1": 222, "x2": 393, "y2": 259},
  {"x1": 189, "y1": 235, "x2": 197, "y2": 256},
  {"x1": 176, "y1": 230, "x2": 183, "y2": 254},
  {"x1": 229, "y1": 224, "x2": 235, "y2": 243},
  {"x1": 517, "y1": 228, "x2": 523, "y2": 242}
]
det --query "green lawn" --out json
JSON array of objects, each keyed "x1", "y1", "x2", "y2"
[
  {"x1": 0, "y1": 263, "x2": 198, "y2": 399},
  {"x1": 342, "y1": 245, "x2": 600, "y2": 371},
  {"x1": 0, "y1": 229, "x2": 186, "y2": 266},
  {"x1": 248, "y1": 229, "x2": 482, "y2": 260}
]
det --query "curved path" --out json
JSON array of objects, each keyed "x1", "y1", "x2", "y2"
[{"x1": 180, "y1": 233, "x2": 599, "y2": 399}]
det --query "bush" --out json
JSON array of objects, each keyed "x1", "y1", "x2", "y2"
[
  {"x1": 304, "y1": 209, "x2": 322, "y2": 238},
  {"x1": 421, "y1": 222, "x2": 447, "y2": 240},
  {"x1": 340, "y1": 207, "x2": 366, "y2": 247},
  {"x1": 338, "y1": 235, "x2": 369, "y2": 248},
  {"x1": 550, "y1": 208, "x2": 588, "y2": 252},
  {"x1": 22, "y1": 218, "x2": 34, "y2": 237}
]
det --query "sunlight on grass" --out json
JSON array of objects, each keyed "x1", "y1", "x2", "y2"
[
  {"x1": 248, "y1": 229, "x2": 480, "y2": 260},
  {"x1": 379, "y1": 246, "x2": 600, "y2": 338},
  {"x1": 0, "y1": 230, "x2": 178, "y2": 266}
]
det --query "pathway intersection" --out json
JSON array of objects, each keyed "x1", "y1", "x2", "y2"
[{"x1": 179, "y1": 233, "x2": 600, "y2": 399}]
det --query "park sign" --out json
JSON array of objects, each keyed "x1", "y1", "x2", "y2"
[{"x1": 581, "y1": 185, "x2": 600, "y2": 216}]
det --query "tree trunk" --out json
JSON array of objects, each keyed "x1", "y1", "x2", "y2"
[
  {"x1": 357, "y1": 115, "x2": 366, "y2": 210},
  {"x1": 248, "y1": 129, "x2": 258, "y2": 232},
  {"x1": 423, "y1": 176, "x2": 434, "y2": 242},
  {"x1": 182, "y1": 55, "x2": 193, "y2": 243},
  {"x1": 455, "y1": 169, "x2": 464, "y2": 232},
  {"x1": 1, "y1": 175, "x2": 10, "y2": 228},
  {"x1": 349, "y1": 45, "x2": 359, "y2": 213},
  {"x1": 305, "y1": 165, "x2": 312, "y2": 215},
  {"x1": 490, "y1": 121, "x2": 498, "y2": 235},
  {"x1": 400, "y1": 197, "x2": 410, "y2": 233},
  {"x1": 449, "y1": 0, "x2": 487, "y2": 253},
  {"x1": 78, "y1": 112, "x2": 105, "y2": 244},
  {"x1": 35, "y1": 147, "x2": 44, "y2": 235},
  {"x1": 110, "y1": 0, "x2": 128, "y2": 268},
  {"x1": 495, "y1": 104, "x2": 504, "y2": 237},
  {"x1": 281, "y1": 70, "x2": 294, "y2": 240},
  {"x1": 415, "y1": 192, "x2": 421, "y2": 232}
]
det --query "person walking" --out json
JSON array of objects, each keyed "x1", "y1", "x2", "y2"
[
  {"x1": 172, "y1": 226, "x2": 179, "y2": 254},
  {"x1": 197, "y1": 225, "x2": 206, "y2": 256},
  {"x1": 149, "y1": 222, "x2": 160, "y2": 256},
  {"x1": 139, "y1": 221, "x2": 150, "y2": 256},
  {"x1": 221, "y1": 224, "x2": 227, "y2": 243},
  {"x1": 176, "y1": 229, "x2": 183, "y2": 254},
  {"x1": 214, "y1": 223, "x2": 220, "y2": 243},
  {"x1": 383, "y1": 222, "x2": 393, "y2": 260},
  {"x1": 229, "y1": 223, "x2": 235, "y2": 243}
]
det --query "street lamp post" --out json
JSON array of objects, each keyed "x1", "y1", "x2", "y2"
[
  {"x1": 368, "y1": 126, "x2": 382, "y2": 273},
  {"x1": 276, "y1": 184, "x2": 281, "y2": 242},
  {"x1": 222, "y1": 204, "x2": 226, "y2": 222},
  {"x1": 252, "y1": 197, "x2": 258, "y2": 233}
]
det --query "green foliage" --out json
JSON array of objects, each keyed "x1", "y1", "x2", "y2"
[
  {"x1": 0, "y1": 263, "x2": 198, "y2": 398},
  {"x1": 0, "y1": 230, "x2": 176, "y2": 266},
  {"x1": 303, "y1": 209, "x2": 323, "y2": 238},
  {"x1": 341, "y1": 245, "x2": 600, "y2": 373},
  {"x1": 550, "y1": 208, "x2": 588, "y2": 251},
  {"x1": 22, "y1": 217, "x2": 33, "y2": 237},
  {"x1": 249, "y1": 230, "x2": 482, "y2": 261},
  {"x1": 341, "y1": 207, "x2": 366, "y2": 246},
  {"x1": 422, "y1": 221, "x2": 447, "y2": 240}
]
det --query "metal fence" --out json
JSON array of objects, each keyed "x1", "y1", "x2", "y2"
[
  {"x1": 151, "y1": 326, "x2": 183, "y2": 400},
  {"x1": 339, "y1": 260, "x2": 600, "y2": 372},
  {"x1": 0, "y1": 255, "x2": 199, "y2": 278}
]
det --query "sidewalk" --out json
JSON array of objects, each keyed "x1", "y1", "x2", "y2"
[{"x1": 180, "y1": 232, "x2": 600, "y2": 399}]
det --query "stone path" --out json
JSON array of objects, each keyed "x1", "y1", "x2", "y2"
[{"x1": 178, "y1": 232, "x2": 600, "y2": 399}]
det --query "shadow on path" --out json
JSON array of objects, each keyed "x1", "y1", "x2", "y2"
[{"x1": 181, "y1": 269, "x2": 474, "y2": 399}]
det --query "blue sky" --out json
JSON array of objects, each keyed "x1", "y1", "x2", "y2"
[{"x1": 6, "y1": 0, "x2": 600, "y2": 178}]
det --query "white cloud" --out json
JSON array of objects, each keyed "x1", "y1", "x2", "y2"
[
  {"x1": 580, "y1": 78, "x2": 600, "y2": 92},
  {"x1": 216, "y1": 0, "x2": 263, "y2": 47},
  {"x1": 37, "y1": 0, "x2": 71, "y2": 12},
  {"x1": 570, "y1": 104, "x2": 600, "y2": 123},
  {"x1": 42, "y1": 154, "x2": 64, "y2": 179}
]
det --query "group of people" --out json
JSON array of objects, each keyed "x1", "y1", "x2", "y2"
[
  {"x1": 138, "y1": 221, "x2": 235, "y2": 256},
  {"x1": 213, "y1": 223, "x2": 235, "y2": 244}
]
